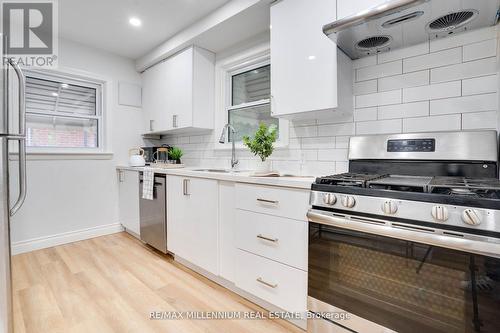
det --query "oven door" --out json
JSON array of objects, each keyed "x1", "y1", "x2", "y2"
[{"x1": 308, "y1": 210, "x2": 500, "y2": 333}]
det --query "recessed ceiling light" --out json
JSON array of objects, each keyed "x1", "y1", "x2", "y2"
[
  {"x1": 129, "y1": 17, "x2": 142, "y2": 27},
  {"x1": 51, "y1": 92, "x2": 59, "y2": 97},
  {"x1": 60, "y1": 83, "x2": 69, "y2": 89},
  {"x1": 308, "y1": 55, "x2": 316, "y2": 60}
]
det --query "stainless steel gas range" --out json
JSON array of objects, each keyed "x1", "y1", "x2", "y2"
[{"x1": 307, "y1": 130, "x2": 500, "y2": 333}]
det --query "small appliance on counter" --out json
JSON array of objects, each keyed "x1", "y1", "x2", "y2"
[
  {"x1": 142, "y1": 145, "x2": 170, "y2": 165},
  {"x1": 128, "y1": 148, "x2": 146, "y2": 167}
]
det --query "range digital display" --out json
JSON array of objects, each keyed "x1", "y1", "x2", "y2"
[{"x1": 387, "y1": 138, "x2": 435, "y2": 152}]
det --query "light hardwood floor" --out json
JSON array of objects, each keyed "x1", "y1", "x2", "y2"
[{"x1": 12, "y1": 232, "x2": 304, "y2": 333}]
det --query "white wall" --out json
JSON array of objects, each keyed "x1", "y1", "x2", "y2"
[
  {"x1": 10, "y1": 38, "x2": 144, "y2": 253},
  {"x1": 158, "y1": 27, "x2": 499, "y2": 176}
]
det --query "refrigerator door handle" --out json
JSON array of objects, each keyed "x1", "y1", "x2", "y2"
[
  {"x1": 9, "y1": 137, "x2": 26, "y2": 216},
  {"x1": 8, "y1": 59, "x2": 26, "y2": 136}
]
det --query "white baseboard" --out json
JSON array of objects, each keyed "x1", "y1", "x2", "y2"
[{"x1": 11, "y1": 223, "x2": 124, "y2": 255}]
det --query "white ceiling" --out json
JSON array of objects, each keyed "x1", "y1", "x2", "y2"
[{"x1": 59, "y1": 0, "x2": 231, "y2": 59}]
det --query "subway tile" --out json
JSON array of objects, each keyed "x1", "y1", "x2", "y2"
[
  {"x1": 462, "y1": 75, "x2": 498, "y2": 96},
  {"x1": 356, "y1": 60, "x2": 402, "y2": 81},
  {"x1": 354, "y1": 79, "x2": 377, "y2": 95},
  {"x1": 353, "y1": 55, "x2": 377, "y2": 69},
  {"x1": 430, "y1": 93, "x2": 498, "y2": 115},
  {"x1": 430, "y1": 57, "x2": 497, "y2": 83},
  {"x1": 300, "y1": 150, "x2": 318, "y2": 161},
  {"x1": 378, "y1": 101, "x2": 429, "y2": 120},
  {"x1": 403, "y1": 48, "x2": 461, "y2": 73},
  {"x1": 462, "y1": 111, "x2": 498, "y2": 130},
  {"x1": 335, "y1": 136, "x2": 350, "y2": 149},
  {"x1": 354, "y1": 107, "x2": 377, "y2": 122},
  {"x1": 290, "y1": 125, "x2": 317, "y2": 138},
  {"x1": 287, "y1": 138, "x2": 301, "y2": 149},
  {"x1": 177, "y1": 136, "x2": 190, "y2": 144},
  {"x1": 291, "y1": 119, "x2": 317, "y2": 127},
  {"x1": 317, "y1": 149, "x2": 348, "y2": 161},
  {"x1": 378, "y1": 70, "x2": 429, "y2": 92},
  {"x1": 271, "y1": 161, "x2": 301, "y2": 175},
  {"x1": 378, "y1": 42, "x2": 429, "y2": 64},
  {"x1": 301, "y1": 161, "x2": 336, "y2": 177},
  {"x1": 463, "y1": 38, "x2": 497, "y2": 62},
  {"x1": 317, "y1": 122, "x2": 355, "y2": 136},
  {"x1": 319, "y1": 113, "x2": 354, "y2": 124},
  {"x1": 402, "y1": 81, "x2": 461, "y2": 103},
  {"x1": 335, "y1": 161, "x2": 349, "y2": 174},
  {"x1": 430, "y1": 26, "x2": 497, "y2": 52},
  {"x1": 403, "y1": 115, "x2": 461, "y2": 133},
  {"x1": 301, "y1": 137, "x2": 335, "y2": 149},
  {"x1": 356, "y1": 119, "x2": 402, "y2": 135},
  {"x1": 355, "y1": 90, "x2": 401, "y2": 108}
]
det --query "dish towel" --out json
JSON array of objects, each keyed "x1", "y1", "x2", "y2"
[{"x1": 142, "y1": 168, "x2": 154, "y2": 200}]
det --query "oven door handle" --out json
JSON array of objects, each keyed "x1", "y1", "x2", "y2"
[{"x1": 307, "y1": 209, "x2": 500, "y2": 259}]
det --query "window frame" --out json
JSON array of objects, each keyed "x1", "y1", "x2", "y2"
[
  {"x1": 23, "y1": 68, "x2": 106, "y2": 154},
  {"x1": 214, "y1": 42, "x2": 289, "y2": 150}
]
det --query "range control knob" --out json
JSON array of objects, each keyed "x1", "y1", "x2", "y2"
[
  {"x1": 431, "y1": 205, "x2": 449, "y2": 222},
  {"x1": 382, "y1": 200, "x2": 398, "y2": 215},
  {"x1": 341, "y1": 196, "x2": 356, "y2": 208},
  {"x1": 462, "y1": 209, "x2": 482, "y2": 226},
  {"x1": 322, "y1": 193, "x2": 337, "y2": 205}
]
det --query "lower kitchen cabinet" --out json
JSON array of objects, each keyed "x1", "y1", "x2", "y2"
[
  {"x1": 167, "y1": 175, "x2": 218, "y2": 275},
  {"x1": 234, "y1": 249, "x2": 307, "y2": 313},
  {"x1": 219, "y1": 181, "x2": 236, "y2": 282},
  {"x1": 118, "y1": 170, "x2": 140, "y2": 236}
]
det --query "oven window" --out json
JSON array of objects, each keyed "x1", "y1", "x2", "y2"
[{"x1": 309, "y1": 223, "x2": 500, "y2": 333}]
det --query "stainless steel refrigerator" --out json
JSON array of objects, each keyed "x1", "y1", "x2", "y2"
[{"x1": 0, "y1": 35, "x2": 27, "y2": 333}]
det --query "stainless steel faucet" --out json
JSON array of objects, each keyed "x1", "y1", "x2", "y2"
[{"x1": 219, "y1": 124, "x2": 239, "y2": 169}]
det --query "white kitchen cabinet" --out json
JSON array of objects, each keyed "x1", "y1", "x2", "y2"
[
  {"x1": 118, "y1": 170, "x2": 140, "y2": 236},
  {"x1": 270, "y1": 0, "x2": 352, "y2": 119},
  {"x1": 337, "y1": 0, "x2": 387, "y2": 20},
  {"x1": 142, "y1": 46, "x2": 215, "y2": 134},
  {"x1": 167, "y1": 175, "x2": 218, "y2": 275},
  {"x1": 219, "y1": 181, "x2": 236, "y2": 282}
]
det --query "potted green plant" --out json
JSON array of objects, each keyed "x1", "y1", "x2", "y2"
[
  {"x1": 243, "y1": 123, "x2": 278, "y2": 173},
  {"x1": 168, "y1": 147, "x2": 184, "y2": 164}
]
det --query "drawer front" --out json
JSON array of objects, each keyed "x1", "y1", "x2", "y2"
[
  {"x1": 235, "y1": 183, "x2": 309, "y2": 221},
  {"x1": 235, "y1": 210, "x2": 307, "y2": 270},
  {"x1": 234, "y1": 249, "x2": 307, "y2": 313}
]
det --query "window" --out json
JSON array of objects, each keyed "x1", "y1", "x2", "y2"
[
  {"x1": 227, "y1": 64, "x2": 278, "y2": 142},
  {"x1": 25, "y1": 72, "x2": 102, "y2": 150}
]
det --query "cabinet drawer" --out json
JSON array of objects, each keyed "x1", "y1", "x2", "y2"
[
  {"x1": 235, "y1": 210, "x2": 307, "y2": 270},
  {"x1": 235, "y1": 183, "x2": 309, "y2": 221},
  {"x1": 234, "y1": 249, "x2": 307, "y2": 313}
]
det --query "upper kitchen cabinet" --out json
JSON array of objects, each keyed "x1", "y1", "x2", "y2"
[
  {"x1": 270, "y1": 0, "x2": 352, "y2": 119},
  {"x1": 142, "y1": 46, "x2": 215, "y2": 135},
  {"x1": 337, "y1": 0, "x2": 388, "y2": 20}
]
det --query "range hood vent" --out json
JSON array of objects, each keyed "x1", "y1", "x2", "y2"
[
  {"x1": 427, "y1": 10, "x2": 478, "y2": 32},
  {"x1": 324, "y1": 0, "x2": 500, "y2": 60},
  {"x1": 356, "y1": 36, "x2": 392, "y2": 50}
]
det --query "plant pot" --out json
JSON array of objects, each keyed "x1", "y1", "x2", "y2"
[
  {"x1": 255, "y1": 159, "x2": 271, "y2": 173},
  {"x1": 175, "y1": 159, "x2": 181, "y2": 164}
]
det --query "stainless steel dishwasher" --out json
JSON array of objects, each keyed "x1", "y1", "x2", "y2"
[{"x1": 139, "y1": 173, "x2": 167, "y2": 253}]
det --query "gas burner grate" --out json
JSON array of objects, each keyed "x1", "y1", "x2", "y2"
[{"x1": 316, "y1": 173, "x2": 385, "y2": 187}]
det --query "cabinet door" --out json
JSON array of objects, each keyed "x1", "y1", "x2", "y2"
[
  {"x1": 165, "y1": 48, "x2": 193, "y2": 130},
  {"x1": 219, "y1": 182, "x2": 236, "y2": 282},
  {"x1": 337, "y1": 0, "x2": 387, "y2": 20},
  {"x1": 187, "y1": 177, "x2": 218, "y2": 275},
  {"x1": 271, "y1": 0, "x2": 338, "y2": 117},
  {"x1": 166, "y1": 175, "x2": 189, "y2": 257},
  {"x1": 142, "y1": 61, "x2": 170, "y2": 133},
  {"x1": 118, "y1": 170, "x2": 140, "y2": 235}
]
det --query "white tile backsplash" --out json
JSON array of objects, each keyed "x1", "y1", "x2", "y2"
[
  {"x1": 403, "y1": 47, "x2": 462, "y2": 73},
  {"x1": 159, "y1": 29, "x2": 499, "y2": 177}
]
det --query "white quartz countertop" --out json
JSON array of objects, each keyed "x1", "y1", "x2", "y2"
[{"x1": 116, "y1": 166, "x2": 314, "y2": 190}]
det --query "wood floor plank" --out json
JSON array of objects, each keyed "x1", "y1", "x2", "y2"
[{"x1": 12, "y1": 232, "x2": 304, "y2": 333}]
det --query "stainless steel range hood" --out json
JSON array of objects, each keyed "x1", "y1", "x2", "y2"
[{"x1": 324, "y1": 0, "x2": 500, "y2": 60}]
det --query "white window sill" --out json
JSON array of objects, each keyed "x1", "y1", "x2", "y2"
[{"x1": 9, "y1": 151, "x2": 114, "y2": 160}]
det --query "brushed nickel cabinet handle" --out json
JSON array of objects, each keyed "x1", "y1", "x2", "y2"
[
  {"x1": 183, "y1": 179, "x2": 190, "y2": 196},
  {"x1": 256, "y1": 277, "x2": 277, "y2": 289},
  {"x1": 149, "y1": 120, "x2": 154, "y2": 132},
  {"x1": 256, "y1": 198, "x2": 279, "y2": 205},
  {"x1": 257, "y1": 234, "x2": 279, "y2": 243}
]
